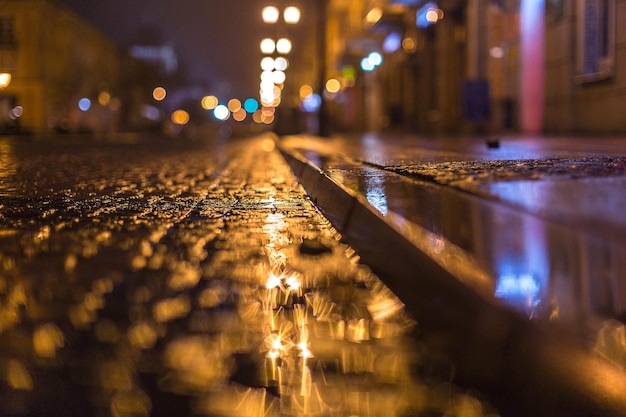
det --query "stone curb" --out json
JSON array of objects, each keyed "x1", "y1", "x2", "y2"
[{"x1": 276, "y1": 139, "x2": 626, "y2": 417}]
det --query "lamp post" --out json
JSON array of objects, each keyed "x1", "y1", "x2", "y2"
[{"x1": 260, "y1": 5, "x2": 301, "y2": 129}]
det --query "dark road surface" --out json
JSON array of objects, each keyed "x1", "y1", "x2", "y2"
[
  {"x1": 1, "y1": 132, "x2": 626, "y2": 417},
  {"x1": 0, "y1": 133, "x2": 496, "y2": 417}
]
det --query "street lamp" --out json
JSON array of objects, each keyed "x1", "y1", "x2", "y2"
[
  {"x1": 276, "y1": 38, "x2": 292, "y2": 54},
  {"x1": 263, "y1": 5, "x2": 301, "y2": 25},
  {"x1": 0, "y1": 73, "x2": 11, "y2": 89},
  {"x1": 283, "y1": 6, "x2": 301, "y2": 24},
  {"x1": 260, "y1": 38, "x2": 277, "y2": 54},
  {"x1": 262, "y1": 6, "x2": 280, "y2": 24}
]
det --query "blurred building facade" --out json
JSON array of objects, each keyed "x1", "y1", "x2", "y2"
[
  {"x1": 0, "y1": 0, "x2": 121, "y2": 134},
  {"x1": 545, "y1": 0, "x2": 625, "y2": 133},
  {"x1": 313, "y1": 0, "x2": 624, "y2": 135}
]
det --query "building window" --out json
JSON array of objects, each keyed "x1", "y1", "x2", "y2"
[
  {"x1": 0, "y1": 17, "x2": 16, "y2": 48},
  {"x1": 576, "y1": 0, "x2": 615, "y2": 83}
]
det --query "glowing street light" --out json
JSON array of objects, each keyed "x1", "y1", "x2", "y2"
[
  {"x1": 263, "y1": 5, "x2": 301, "y2": 25},
  {"x1": 274, "y1": 57, "x2": 289, "y2": 71},
  {"x1": 262, "y1": 6, "x2": 280, "y2": 24},
  {"x1": 276, "y1": 38, "x2": 292, "y2": 54},
  {"x1": 0, "y1": 73, "x2": 11, "y2": 89},
  {"x1": 260, "y1": 38, "x2": 276, "y2": 54},
  {"x1": 261, "y1": 57, "x2": 275, "y2": 71},
  {"x1": 283, "y1": 6, "x2": 301, "y2": 24}
]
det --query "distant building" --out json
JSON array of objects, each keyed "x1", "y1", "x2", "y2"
[{"x1": 0, "y1": 0, "x2": 121, "y2": 134}]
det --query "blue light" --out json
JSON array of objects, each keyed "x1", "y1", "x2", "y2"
[
  {"x1": 416, "y1": 1, "x2": 437, "y2": 28},
  {"x1": 368, "y1": 52, "x2": 383, "y2": 66},
  {"x1": 243, "y1": 98, "x2": 259, "y2": 113},
  {"x1": 301, "y1": 93, "x2": 321, "y2": 112},
  {"x1": 383, "y1": 32, "x2": 402, "y2": 53},
  {"x1": 360, "y1": 57, "x2": 375, "y2": 72},
  {"x1": 495, "y1": 274, "x2": 540, "y2": 300},
  {"x1": 78, "y1": 98, "x2": 91, "y2": 112}
]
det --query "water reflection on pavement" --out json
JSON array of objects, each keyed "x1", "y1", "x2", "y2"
[
  {"x1": 0, "y1": 135, "x2": 501, "y2": 417},
  {"x1": 280, "y1": 133, "x2": 626, "y2": 371}
]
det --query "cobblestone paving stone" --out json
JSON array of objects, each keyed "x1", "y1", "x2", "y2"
[{"x1": 0, "y1": 135, "x2": 499, "y2": 417}]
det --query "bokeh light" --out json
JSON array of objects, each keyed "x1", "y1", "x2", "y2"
[
  {"x1": 213, "y1": 104, "x2": 230, "y2": 121},
  {"x1": 0, "y1": 73, "x2": 11, "y2": 88},
  {"x1": 262, "y1": 6, "x2": 280, "y2": 24},
  {"x1": 261, "y1": 71, "x2": 274, "y2": 83},
  {"x1": 274, "y1": 57, "x2": 289, "y2": 71},
  {"x1": 325, "y1": 78, "x2": 341, "y2": 94},
  {"x1": 402, "y1": 37, "x2": 417, "y2": 52},
  {"x1": 368, "y1": 52, "x2": 383, "y2": 66},
  {"x1": 78, "y1": 98, "x2": 91, "y2": 112},
  {"x1": 426, "y1": 9, "x2": 438, "y2": 22},
  {"x1": 299, "y1": 85, "x2": 313, "y2": 100},
  {"x1": 244, "y1": 98, "x2": 259, "y2": 113},
  {"x1": 153, "y1": 87, "x2": 167, "y2": 101},
  {"x1": 233, "y1": 108, "x2": 247, "y2": 122},
  {"x1": 361, "y1": 52, "x2": 383, "y2": 72},
  {"x1": 98, "y1": 91, "x2": 111, "y2": 106},
  {"x1": 361, "y1": 57, "x2": 375, "y2": 72},
  {"x1": 261, "y1": 57, "x2": 275, "y2": 71},
  {"x1": 171, "y1": 109, "x2": 190, "y2": 125},
  {"x1": 365, "y1": 7, "x2": 383, "y2": 25},
  {"x1": 272, "y1": 70, "x2": 286, "y2": 84},
  {"x1": 383, "y1": 32, "x2": 402, "y2": 53},
  {"x1": 9, "y1": 106, "x2": 23, "y2": 120},
  {"x1": 201, "y1": 95, "x2": 219, "y2": 110},
  {"x1": 110, "y1": 98, "x2": 121, "y2": 111},
  {"x1": 301, "y1": 93, "x2": 321, "y2": 112},
  {"x1": 141, "y1": 105, "x2": 160, "y2": 121},
  {"x1": 276, "y1": 38, "x2": 292, "y2": 54},
  {"x1": 260, "y1": 38, "x2": 276, "y2": 54},
  {"x1": 228, "y1": 98, "x2": 242, "y2": 113},
  {"x1": 283, "y1": 6, "x2": 301, "y2": 24}
]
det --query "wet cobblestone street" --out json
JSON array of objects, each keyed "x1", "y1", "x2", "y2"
[{"x1": 0, "y1": 135, "x2": 499, "y2": 417}]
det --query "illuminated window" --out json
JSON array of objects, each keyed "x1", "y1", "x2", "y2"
[{"x1": 576, "y1": 0, "x2": 615, "y2": 83}]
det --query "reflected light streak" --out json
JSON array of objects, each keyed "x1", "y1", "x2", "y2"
[
  {"x1": 363, "y1": 172, "x2": 389, "y2": 216},
  {"x1": 33, "y1": 323, "x2": 65, "y2": 358},
  {"x1": 594, "y1": 319, "x2": 626, "y2": 370},
  {"x1": 7, "y1": 360, "x2": 33, "y2": 391}
]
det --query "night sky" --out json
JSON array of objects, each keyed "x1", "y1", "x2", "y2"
[{"x1": 58, "y1": 0, "x2": 268, "y2": 100}]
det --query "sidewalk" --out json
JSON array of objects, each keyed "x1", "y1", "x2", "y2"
[{"x1": 277, "y1": 132, "x2": 626, "y2": 417}]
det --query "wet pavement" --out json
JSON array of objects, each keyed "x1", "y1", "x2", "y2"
[
  {"x1": 2, "y1": 132, "x2": 626, "y2": 417},
  {"x1": 278, "y1": 132, "x2": 626, "y2": 416},
  {"x1": 0, "y1": 133, "x2": 506, "y2": 417},
  {"x1": 279, "y1": 133, "x2": 626, "y2": 327}
]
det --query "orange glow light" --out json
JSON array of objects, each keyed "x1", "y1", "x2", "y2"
[
  {"x1": 201, "y1": 95, "x2": 219, "y2": 110},
  {"x1": 233, "y1": 108, "x2": 247, "y2": 122},
  {"x1": 228, "y1": 98, "x2": 242, "y2": 112},
  {"x1": 153, "y1": 87, "x2": 167, "y2": 101},
  {"x1": 171, "y1": 109, "x2": 190, "y2": 125}
]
